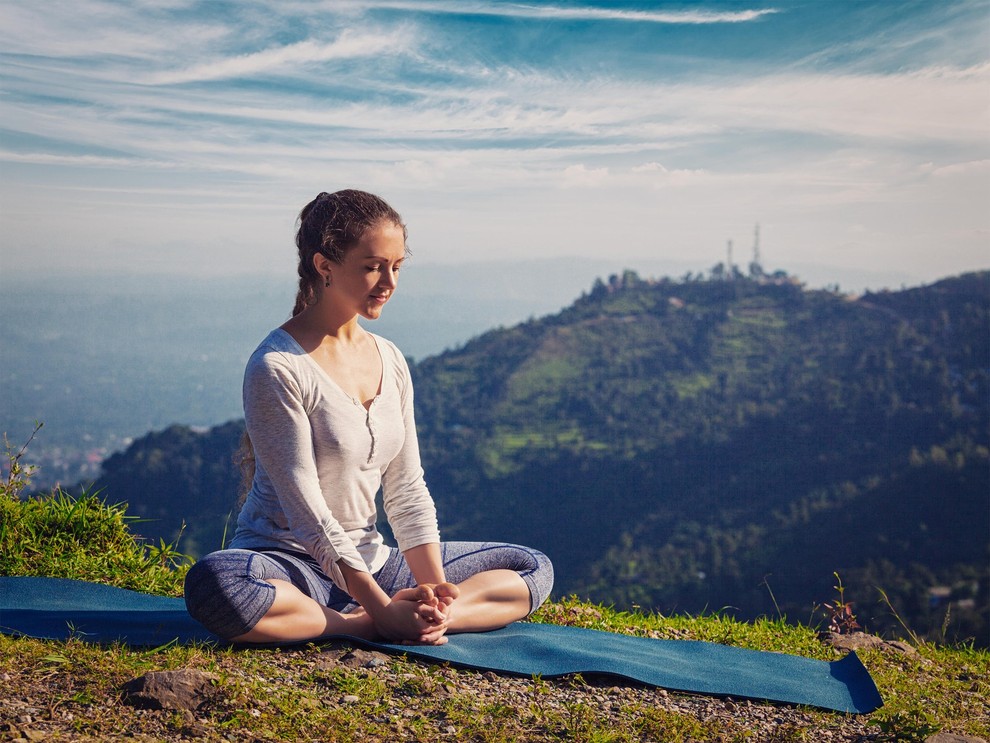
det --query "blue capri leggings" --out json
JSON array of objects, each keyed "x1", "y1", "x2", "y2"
[{"x1": 184, "y1": 541, "x2": 554, "y2": 640}]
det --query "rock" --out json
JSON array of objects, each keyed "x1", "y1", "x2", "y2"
[
  {"x1": 16, "y1": 730, "x2": 47, "y2": 742},
  {"x1": 342, "y1": 695, "x2": 361, "y2": 704},
  {"x1": 925, "y1": 734, "x2": 988, "y2": 743},
  {"x1": 820, "y1": 631, "x2": 884, "y2": 651},
  {"x1": 884, "y1": 640, "x2": 920, "y2": 657},
  {"x1": 339, "y1": 648, "x2": 389, "y2": 669},
  {"x1": 121, "y1": 669, "x2": 219, "y2": 711}
]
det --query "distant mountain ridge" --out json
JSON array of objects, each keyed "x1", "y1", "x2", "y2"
[
  {"x1": 2, "y1": 259, "x2": 926, "y2": 490},
  {"x1": 68, "y1": 270, "x2": 989, "y2": 645}
]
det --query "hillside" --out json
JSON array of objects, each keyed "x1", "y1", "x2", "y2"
[{"x1": 62, "y1": 270, "x2": 990, "y2": 646}]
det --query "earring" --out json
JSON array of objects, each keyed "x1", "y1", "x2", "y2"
[{"x1": 324, "y1": 276, "x2": 331, "y2": 288}]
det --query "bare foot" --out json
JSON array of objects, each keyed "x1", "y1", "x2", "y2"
[
  {"x1": 393, "y1": 584, "x2": 439, "y2": 610},
  {"x1": 413, "y1": 582, "x2": 459, "y2": 607},
  {"x1": 431, "y1": 582, "x2": 460, "y2": 601},
  {"x1": 374, "y1": 590, "x2": 449, "y2": 644}
]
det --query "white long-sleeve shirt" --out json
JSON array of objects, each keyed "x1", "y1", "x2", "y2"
[{"x1": 230, "y1": 328, "x2": 440, "y2": 592}]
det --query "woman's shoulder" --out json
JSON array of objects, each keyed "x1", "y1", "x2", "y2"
[
  {"x1": 251, "y1": 327, "x2": 308, "y2": 355},
  {"x1": 245, "y1": 329, "x2": 307, "y2": 376}
]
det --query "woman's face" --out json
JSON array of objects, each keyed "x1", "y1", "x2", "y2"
[{"x1": 331, "y1": 222, "x2": 406, "y2": 321}]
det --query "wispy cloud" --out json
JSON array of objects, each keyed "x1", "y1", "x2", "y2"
[
  {"x1": 0, "y1": 151, "x2": 178, "y2": 169},
  {"x1": 146, "y1": 28, "x2": 417, "y2": 85},
  {"x1": 0, "y1": 0, "x2": 226, "y2": 58},
  {"x1": 3, "y1": 59, "x2": 985, "y2": 193},
  {"x1": 353, "y1": 1, "x2": 779, "y2": 24}
]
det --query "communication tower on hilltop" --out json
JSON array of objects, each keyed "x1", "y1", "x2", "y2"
[
  {"x1": 749, "y1": 223, "x2": 763, "y2": 278},
  {"x1": 726, "y1": 239, "x2": 734, "y2": 279}
]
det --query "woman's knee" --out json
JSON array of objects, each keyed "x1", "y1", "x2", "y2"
[
  {"x1": 441, "y1": 541, "x2": 554, "y2": 614},
  {"x1": 184, "y1": 549, "x2": 277, "y2": 640},
  {"x1": 518, "y1": 546, "x2": 554, "y2": 613},
  {"x1": 479, "y1": 543, "x2": 554, "y2": 615}
]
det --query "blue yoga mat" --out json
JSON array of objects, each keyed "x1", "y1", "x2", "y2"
[{"x1": 0, "y1": 577, "x2": 882, "y2": 714}]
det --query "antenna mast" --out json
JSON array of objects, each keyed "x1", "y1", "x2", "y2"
[{"x1": 750, "y1": 223, "x2": 763, "y2": 277}]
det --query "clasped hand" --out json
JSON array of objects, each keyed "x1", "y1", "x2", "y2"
[{"x1": 373, "y1": 583, "x2": 459, "y2": 645}]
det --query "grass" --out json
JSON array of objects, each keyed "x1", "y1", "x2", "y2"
[
  {"x1": 1, "y1": 424, "x2": 190, "y2": 597},
  {"x1": 2, "y1": 432, "x2": 988, "y2": 741},
  {"x1": 0, "y1": 486, "x2": 190, "y2": 597}
]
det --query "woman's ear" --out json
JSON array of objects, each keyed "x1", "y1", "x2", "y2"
[{"x1": 312, "y1": 252, "x2": 334, "y2": 286}]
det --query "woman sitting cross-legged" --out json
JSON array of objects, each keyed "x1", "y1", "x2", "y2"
[{"x1": 184, "y1": 189, "x2": 554, "y2": 645}]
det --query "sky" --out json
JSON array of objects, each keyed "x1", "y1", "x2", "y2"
[{"x1": 1, "y1": 0, "x2": 987, "y2": 286}]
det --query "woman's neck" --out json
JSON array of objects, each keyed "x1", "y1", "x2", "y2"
[{"x1": 282, "y1": 302, "x2": 364, "y2": 347}]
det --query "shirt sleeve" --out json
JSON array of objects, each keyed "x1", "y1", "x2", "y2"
[
  {"x1": 243, "y1": 350, "x2": 369, "y2": 590},
  {"x1": 380, "y1": 350, "x2": 441, "y2": 553}
]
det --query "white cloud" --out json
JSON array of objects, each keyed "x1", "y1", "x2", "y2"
[
  {"x1": 488, "y1": 5, "x2": 778, "y2": 24},
  {"x1": 0, "y1": 0, "x2": 227, "y2": 59},
  {"x1": 632, "y1": 162, "x2": 709, "y2": 186},
  {"x1": 3, "y1": 59, "x2": 985, "y2": 190},
  {"x1": 641, "y1": 65, "x2": 990, "y2": 150},
  {"x1": 337, "y1": 1, "x2": 779, "y2": 24},
  {"x1": 921, "y1": 159, "x2": 990, "y2": 178},
  {"x1": 146, "y1": 29, "x2": 417, "y2": 85},
  {"x1": 0, "y1": 150, "x2": 187, "y2": 169},
  {"x1": 561, "y1": 164, "x2": 610, "y2": 188}
]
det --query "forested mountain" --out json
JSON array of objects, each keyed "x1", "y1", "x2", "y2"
[
  {"x1": 64, "y1": 270, "x2": 989, "y2": 645},
  {"x1": 87, "y1": 421, "x2": 246, "y2": 560}
]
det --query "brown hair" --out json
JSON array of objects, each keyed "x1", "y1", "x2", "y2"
[
  {"x1": 290, "y1": 189, "x2": 407, "y2": 316},
  {"x1": 238, "y1": 189, "x2": 406, "y2": 503}
]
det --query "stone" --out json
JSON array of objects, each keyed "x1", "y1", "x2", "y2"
[
  {"x1": 884, "y1": 640, "x2": 920, "y2": 657},
  {"x1": 820, "y1": 631, "x2": 884, "y2": 651},
  {"x1": 121, "y1": 668, "x2": 219, "y2": 711},
  {"x1": 339, "y1": 648, "x2": 389, "y2": 669},
  {"x1": 925, "y1": 734, "x2": 988, "y2": 743}
]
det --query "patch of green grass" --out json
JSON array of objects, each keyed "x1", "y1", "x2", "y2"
[
  {"x1": 508, "y1": 355, "x2": 586, "y2": 399},
  {"x1": 1, "y1": 426, "x2": 190, "y2": 596},
  {"x1": 864, "y1": 641, "x2": 990, "y2": 741},
  {"x1": 629, "y1": 705, "x2": 727, "y2": 741},
  {"x1": 0, "y1": 487, "x2": 190, "y2": 596}
]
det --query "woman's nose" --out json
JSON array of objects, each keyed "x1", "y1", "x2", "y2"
[{"x1": 380, "y1": 268, "x2": 398, "y2": 289}]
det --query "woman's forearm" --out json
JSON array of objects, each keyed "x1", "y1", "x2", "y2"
[
  {"x1": 402, "y1": 542, "x2": 446, "y2": 585},
  {"x1": 338, "y1": 562, "x2": 392, "y2": 616}
]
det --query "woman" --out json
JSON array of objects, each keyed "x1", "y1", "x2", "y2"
[{"x1": 184, "y1": 189, "x2": 553, "y2": 645}]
